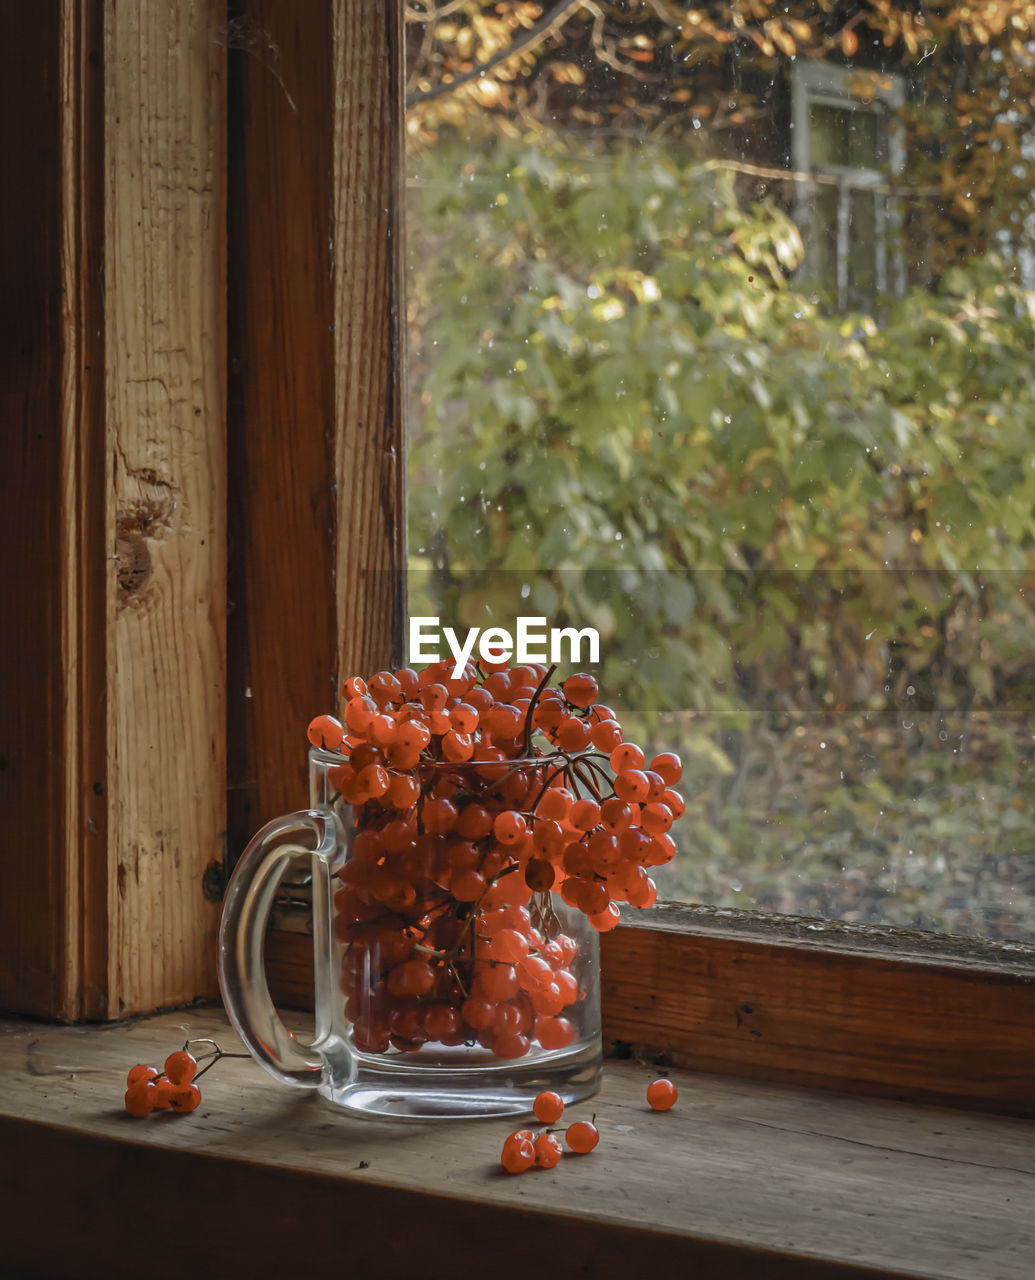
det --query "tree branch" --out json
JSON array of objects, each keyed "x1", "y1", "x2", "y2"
[{"x1": 406, "y1": 0, "x2": 585, "y2": 107}]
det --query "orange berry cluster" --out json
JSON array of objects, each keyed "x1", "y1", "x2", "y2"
[
  {"x1": 122, "y1": 1039, "x2": 248, "y2": 1117},
  {"x1": 308, "y1": 659, "x2": 683, "y2": 1061},
  {"x1": 501, "y1": 1092, "x2": 599, "y2": 1173},
  {"x1": 124, "y1": 1050, "x2": 201, "y2": 1117}
]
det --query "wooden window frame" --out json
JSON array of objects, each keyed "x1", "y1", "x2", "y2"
[
  {"x1": 0, "y1": 0, "x2": 403, "y2": 1022},
  {"x1": 2, "y1": 0, "x2": 1032, "y2": 1122}
]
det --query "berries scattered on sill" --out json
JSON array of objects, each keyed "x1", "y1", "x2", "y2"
[
  {"x1": 500, "y1": 1076, "x2": 678, "y2": 1174},
  {"x1": 500, "y1": 1093, "x2": 603, "y2": 1173}
]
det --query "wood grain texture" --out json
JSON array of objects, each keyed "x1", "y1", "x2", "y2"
[
  {"x1": 2, "y1": 1009, "x2": 1034, "y2": 1279},
  {"x1": 333, "y1": 0, "x2": 406, "y2": 678},
  {"x1": 225, "y1": 0, "x2": 339, "y2": 857},
  {"x1": 3, "y1": 0, "x2": 403, "y2": 1019},
  {"x1": 0, "y1": 2, "x2": 108, "y2": 1019},
  {"x1": 105, "y1": 0, "x2": 227, "y2": 1012},
  {"x1": 265, "y1": 912, "x2": 1035, "y2": 1116},
  {"x1": 600, "y1": 910, "x2": 1035, "y2": 1118},
  {"x1": 225, "y1": 0, "x2": 405, "y2": 864}
]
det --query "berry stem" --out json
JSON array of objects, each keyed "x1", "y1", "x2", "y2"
[
  {"x1": 447, "y1": 958, "x2": 470, "y2": 1000},
  {"x1": 570, "y1": 759, "x2": 604, "y2": 803},
  {"x1": 530, "y1": 890, "x2": 561, "y2": 940},
  {"x1": 186, "y1": 1037, "x2": 221, "y2": 1054},
  {"x1": 412, "y1": 942, "x2": 450, "y2": 960},
  {"x1": 525, "y1": 761, "x2": 571, "y2": 813},
  {"x1": 522, "y1": 663, "x2": 558, "y2": 756},
  {"x1": 192, "y1": 1047, "x2": 252, "y2": 1082},
  {"x1": 582, "y1": 755, "x2": 615, "y2": 784}
]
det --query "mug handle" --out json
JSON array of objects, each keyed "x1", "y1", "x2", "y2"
[{"x1": 218, "y1": 808, "x2": 342, "y2": 1089}]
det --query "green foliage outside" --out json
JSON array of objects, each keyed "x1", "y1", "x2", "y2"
[{"x1": 406, "y1": 129, "x2": 1035, "y2": 939}]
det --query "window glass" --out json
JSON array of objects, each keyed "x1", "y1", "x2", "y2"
[
  {"x1": 812, "y1": 184, "x2": 841, "y2": 295},
  {"x1": 405, "y1": 2, "x2": 1035, "y2": 942},
  {"x1": 809, "y1": 104, "x2": 883, "y2": 169},
  {"x1": 847, "y1": 187, "x2": 878, "y2": 307}
]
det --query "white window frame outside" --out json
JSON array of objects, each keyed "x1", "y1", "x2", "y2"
[{"x1": 791, "y1": 59, "x2": 906, "y2": 310}]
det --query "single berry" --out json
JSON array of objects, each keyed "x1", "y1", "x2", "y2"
[
  {"x1": 641, "y1": 801, "x2": 674, "y2": 835},
  {"x1": 164, "y1": 1050, "x2": 197, "y2": 1086},
  {"x1": 493, "y1": 809, "x2": 528, "y2": 845},
  {"x1": 565, "y1": 1120, "x2": 600, "y2": 1154},
  {"x1": 524, "y1": 857, "x2": 556, "y2": 892},
  {"x1": 536, "y1": 1016, "x2": 575, "y2": 1050},
  {"x1": 589, "y1": 902, "x2": 622, "y2": 933},
  {"x1": 647, "y1": 1078, "x2": 678, "y2": 1111},
  {"x1": 555, "y1": 716, "x2": 591, "y2": 751},
  {"x1": 124, "y1": 1082, "x2": 157, "y2": 1117},
  {"x1": 610, "y1": 742, "x2": 646, "y2": 773},
  {"x1": 533, "y1": 1132, "x2": 564, "y2": 1169},
  {"x1": 590, "y1": 718, "x2": 622, "y2": 751},
  {"x1": 562, "y1": 673, "x2": 599, "y2": 708},
  {"x1": 614, "y1": 769, "x2": 650, "y2": 803},
  {"x1": 307, "y1": 713, "x2": 344, "y2": 750},
  {"x1": 342, "y1": 675, "x2": 367, "y2": 700},
  {"x1": 501, "y1": 1131, "x2": 536, "y2": 1174},
  {"x1": 170, "y1": 1083, "x2": 203, "y2": 1113},
  {"x1": 650, "y1": 752, "x2": 683, "y2": 785},
  {"x1": 570, "y1": 799, "x2": 601, "y2": 831},
  {"x1": 442, "y1": 729, "x2": 474, "y2": 762},
  {"x1": 490, "y1": 928, "x2": 529, "y2": 965},
  {"x1": 126, "y1": 1064, "x2": 158, "y2": 1088},
  {"x1": 533, "y1": 1090, "x2": 564, "y2": 1125}
]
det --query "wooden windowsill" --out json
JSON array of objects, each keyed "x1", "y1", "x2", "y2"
[{"x1": 1, "y1": 1009, "x2": 1032, "y2": 1279}]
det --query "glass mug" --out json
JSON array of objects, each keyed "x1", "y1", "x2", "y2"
[{"x1": 219, "y1": 747, "x2": 603, "y2": 1118}]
